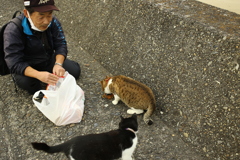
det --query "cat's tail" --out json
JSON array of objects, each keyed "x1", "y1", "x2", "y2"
[
  {"x1": 31, "y1": 142, "x2": 64, "y2": 154},
  {"x1": 143, "y1": 103, "x2": 156, "y2": 125}
]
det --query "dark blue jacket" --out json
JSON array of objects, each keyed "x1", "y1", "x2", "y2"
[{"x1": 3, "y1": 14, "x2": 67, "y2": 75}]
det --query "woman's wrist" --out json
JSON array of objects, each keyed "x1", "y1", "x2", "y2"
[{"x1": 55, "y1": 62, "x2": 62, "y2": 66}]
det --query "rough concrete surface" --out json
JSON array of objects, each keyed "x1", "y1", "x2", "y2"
[{"x1": 0, "y1": 0, "x2": 239, "y2": 160}]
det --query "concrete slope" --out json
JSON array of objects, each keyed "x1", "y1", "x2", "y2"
[
  {"x1": 0, "y1": 0, "x2": 239, "y2": 160},
  {"x1": 56, "y1": 0, "x2": 240, "y2": 160},
  {"x1": 1, "y1": 1, "x2": 202, "y2": 160}
]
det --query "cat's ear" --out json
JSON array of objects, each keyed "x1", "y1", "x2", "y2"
[
  {"x1": 106, "y1": 75, "x2": 112, "y2": 80},
  {"x1": 132, "y1": 113, "x2": 137, "y2": 119},
  {"x1": 120, "y1": 115, "x2": 124, "y2": 121}
]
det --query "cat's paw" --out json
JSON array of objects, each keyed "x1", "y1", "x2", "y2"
[
  {"x1": 112, "y1": 100, "x2": 119, "y2": 105},
  {"x1": 127, "y1": 108, "x2": 144, "y2": 114}
]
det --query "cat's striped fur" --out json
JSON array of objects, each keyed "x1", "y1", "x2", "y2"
[{"x1": 99, "y1": 75, "x2": 156, "y2": 125}]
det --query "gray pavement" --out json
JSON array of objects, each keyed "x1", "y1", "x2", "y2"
[
  {"x1": 1, "y1": 0, "x2": 239, "y2": 160},
  {"x1": 0, "y1": 1, "x2": 203, "y2": 160},
  {"x1": 0, "y1": 20, "x2": 202, "y2": 160}
]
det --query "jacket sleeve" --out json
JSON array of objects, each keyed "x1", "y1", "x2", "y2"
[
  {"x1": 51, "y1": 17, "x2": 68, "y2": 58},
  {"x1": 4, "y1": 22, "x2": 29, "y2": 75}
]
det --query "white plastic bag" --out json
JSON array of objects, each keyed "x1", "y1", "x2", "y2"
[{"x1": 32, "y1": 72, "x2": 85, "y2": 126}]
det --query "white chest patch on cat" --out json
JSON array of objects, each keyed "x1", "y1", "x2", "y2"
[{"x1": 122, "y1": 134, "x2": 138, "y2": 160}]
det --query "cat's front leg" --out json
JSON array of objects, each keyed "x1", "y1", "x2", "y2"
[{"x1": 112, "y1": 94, "x2": 120, "y2": 105}]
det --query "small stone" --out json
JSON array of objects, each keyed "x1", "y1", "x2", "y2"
[
  {"x1": 67, "y1": 131, "x2": 73, "y2": 136},
  {"x1": 70, "y1": 124, "x2": 75, "y2": 127},
  {"x1": 184, "y1": 133, "x2": 189, "y2": 138},
  {"x1": 203, "y1": 147, "x2": 207, "y2": 152}
]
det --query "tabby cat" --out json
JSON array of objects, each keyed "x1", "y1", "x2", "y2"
[
  {"x1": 99, "y1": 75, "x2": 156, "y2": 125},
  {"x1": 31, "y1": 114, "x2": 138, "y2": 160}
]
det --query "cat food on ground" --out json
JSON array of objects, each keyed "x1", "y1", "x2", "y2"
[{"x1": 102, "y1": 93, "x2": 114, "y2": 99}]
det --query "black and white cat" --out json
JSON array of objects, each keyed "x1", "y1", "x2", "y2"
[{"x1": 31, "y1": 114, "x2": 138, "y2": 160}]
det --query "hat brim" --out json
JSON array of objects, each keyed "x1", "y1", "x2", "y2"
[{"x1": 32, "y1": 5, "x2": 59, "y2": 12}]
